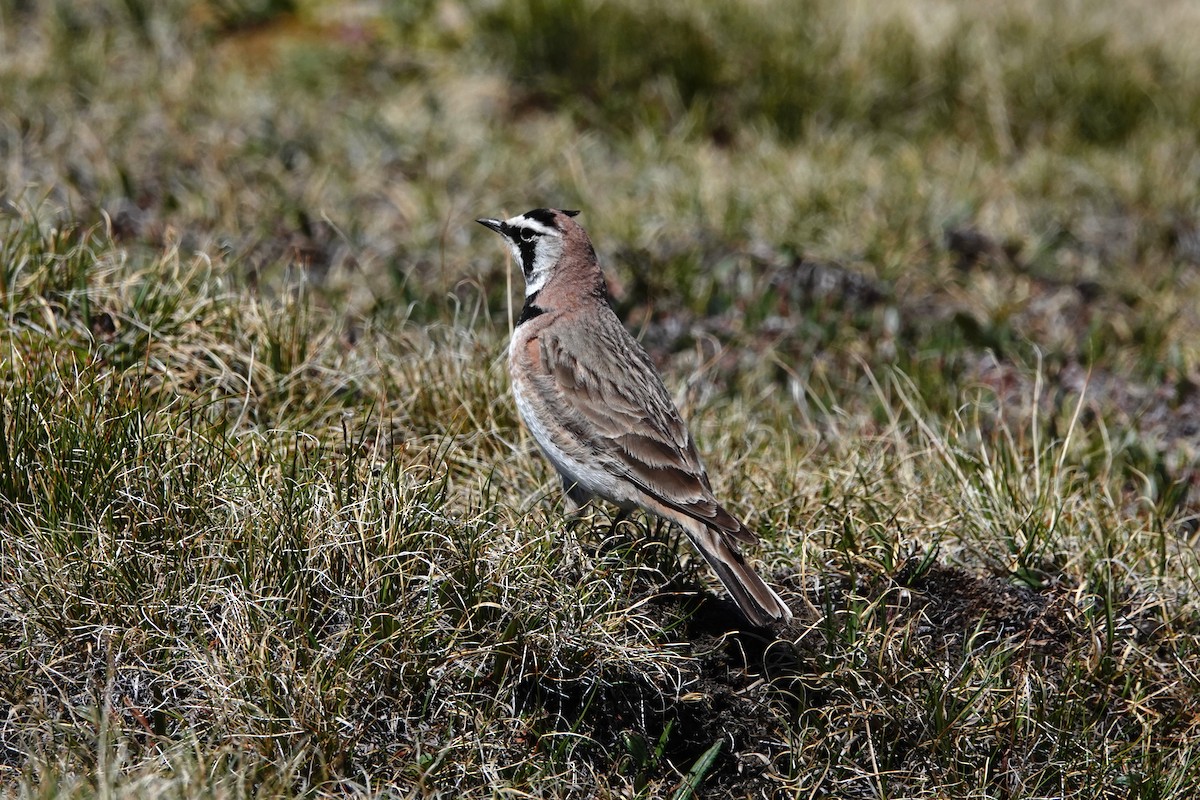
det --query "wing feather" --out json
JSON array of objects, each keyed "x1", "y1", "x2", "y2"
[{"x1": 531, "y1": 311, "x2": 754, "y2": 542}]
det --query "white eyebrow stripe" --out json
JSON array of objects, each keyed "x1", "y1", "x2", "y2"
[{"x1": 506, "y1": 216, "x2": 556, "y2": 237}]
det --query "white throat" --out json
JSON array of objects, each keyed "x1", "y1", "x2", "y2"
[{"x1": 518, "y1": 239, "x2": 562, "y2": 296}]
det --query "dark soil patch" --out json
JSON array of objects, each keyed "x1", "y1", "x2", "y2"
[
  {"x1": 510, "y1": 557, "x2": 1086, "y2": 797},
  {"x1": 508, "y1": 584, "x2": 794, "y2": 797},
  {"x1": 893, "y1": 561, "x2": 1074, "y2": 656},
  {"x1": 522, "y1": 505, "x2": 1195, "y2": 795}
]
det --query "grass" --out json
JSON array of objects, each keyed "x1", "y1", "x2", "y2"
[{"x1": 2, "y1": 0, "x2": 1200, "y2": 796}]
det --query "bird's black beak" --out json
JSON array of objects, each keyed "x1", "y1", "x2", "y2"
[{"x1": 476, "y1": 218, "x2": 505, "y2": 235}]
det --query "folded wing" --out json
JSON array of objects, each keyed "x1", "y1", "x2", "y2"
[{"x1": 531, "y1": 319, "x2": 755, "y2": 544}]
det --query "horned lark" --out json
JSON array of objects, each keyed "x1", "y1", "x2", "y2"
[{"x1": 477, "y1": 208, "x2": 792, "y2": 627}]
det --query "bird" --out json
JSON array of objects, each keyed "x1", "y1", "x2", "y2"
[{"x1": 476, "y1": 207, "x2": 792, "y2": 627}]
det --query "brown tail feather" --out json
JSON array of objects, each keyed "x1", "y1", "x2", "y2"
[{"x1": 682, "y1": 519, "x2": 793, "y2": 627}]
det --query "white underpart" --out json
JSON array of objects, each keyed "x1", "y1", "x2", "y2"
[{"x1": 502, "y1": 215, "x2": 563, "y2": 297}]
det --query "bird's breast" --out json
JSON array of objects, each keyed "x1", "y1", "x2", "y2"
[{"x1": 508, "y1": 331, "x2": 627, "y2": 505}]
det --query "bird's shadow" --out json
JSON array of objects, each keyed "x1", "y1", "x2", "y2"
[{"x1": 574, "y1": 510, "x2": 810, "y2": 680}]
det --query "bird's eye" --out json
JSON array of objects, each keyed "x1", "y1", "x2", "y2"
[{"x1": 518, "y1": 228, "x2": 536, "y2": 242}]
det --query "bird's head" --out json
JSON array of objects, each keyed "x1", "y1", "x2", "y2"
[{"x1": 476, "y1": 208, "x2": 583, "y2": 296}]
